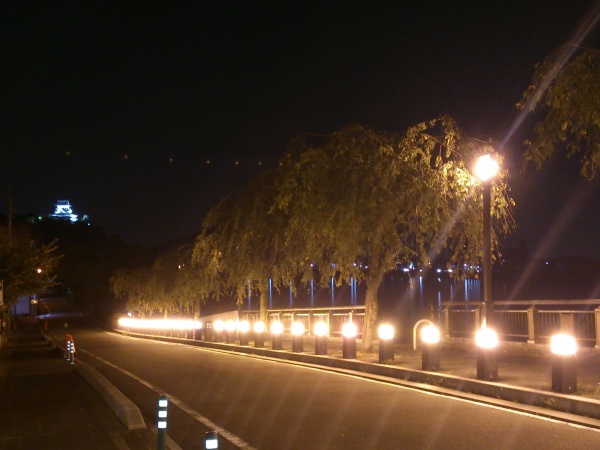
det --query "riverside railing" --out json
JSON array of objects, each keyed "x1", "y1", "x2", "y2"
[
  {"x1": 441, "y1": 300, "x2": 600, "y2": 348},
  {"x1": 240, "y1": 305, "x2": 366, "y2": 337}
]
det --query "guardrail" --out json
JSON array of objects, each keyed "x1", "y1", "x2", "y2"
[{"x1": 441, "y1": 300, "x2": 600, "y2": 347}]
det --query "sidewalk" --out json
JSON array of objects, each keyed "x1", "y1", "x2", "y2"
[{"x1": 0, "y1": 321, "x2": 157, "y2": 450}]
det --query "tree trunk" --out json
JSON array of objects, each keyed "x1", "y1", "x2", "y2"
[{"x1": 361, "y1": 271, "x2": 384, "y2": 352}]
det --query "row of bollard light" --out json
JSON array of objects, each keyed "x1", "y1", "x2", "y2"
[
  {"x1": 119, "y1": 316, "x2": 581, "y2": 396},
  {"x1": 209, "y1": 319, "x2": 581, "y2": 394}
]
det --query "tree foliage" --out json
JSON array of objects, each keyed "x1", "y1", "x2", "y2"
[
  {"x1": 110, "y1": 242, "x2": 219, "y2": 318},
  {"x1": 197, "y1": 172, "x2": 297, "y2": 320},
  {"x1": 0, "y1": 227, "x2": 61, "y2": 308},
  {"x1": 518, "y1": 47, "x2": 600, "y2": 179},
  {"x1": 273, "y1": 119, "x2": 514, "y2": 349}
]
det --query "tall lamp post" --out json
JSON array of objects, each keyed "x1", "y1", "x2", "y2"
[{"x1": 474, "y1": 154, "x2": 499, "y2": 323}]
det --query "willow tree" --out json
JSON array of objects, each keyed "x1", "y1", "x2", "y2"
[
  {"x1": 198, "y1": 172, "x2": 296, "y2": 321},
  {"x1": 274, "y1": 119, "x2": 514, "y2": 351},
  {"x1": 518, "y1": 47, "x2": 600, "y2": 179},
  {"x1": 110, "y1": 267, "x2": 153, "y2": 316}
]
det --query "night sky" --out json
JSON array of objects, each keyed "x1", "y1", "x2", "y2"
[{"x1": 2, "y1": 2, "x2": 600, "y2": 258}]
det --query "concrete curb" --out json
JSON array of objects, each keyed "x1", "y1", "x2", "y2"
[
  {"x1": 119, "y1": 330, "x2": 600, "y2": 423},
  {"x1": 42, "y1": 330, "x2": 146, "y2": 431},
  {"x1": 75, "y1": 361, "x2": 146, "y2": 431}
]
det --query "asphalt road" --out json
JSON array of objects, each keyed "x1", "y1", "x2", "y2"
[{"x1": 42, "y1": 299, "x2": 600, "y2": 450}]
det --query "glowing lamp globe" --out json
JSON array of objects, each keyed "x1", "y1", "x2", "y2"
[
  {"x1": 225, "y1": 320, "x2": 236, "y2": 332},
  {"x1": 421, "y1": 325, "x2": 441, "y2": 345},
  {"x1": 314, "y1": 321, "x2": 329, "y2": 337},
  {"x1": 475, "y1": 326, "x2": 498, "y2": 349},
  {"x1": 474, "y1": 154, "x2": 499, "y2": 182},
  {"x1": 237, "y1": 320, "x2": 250, "y2": 333},
  {"x1": 253, "y1": 321, "x2": 266, "y2": 333},
  {"x1": 270, "y1": 321, "x2": 284, "y2": 335},
  {"x1": 213, "y1": 320, "x2": 225, "y2": 332},
  {"x1": 291, "y1": 321, "x2": 305, "y2": 336},
  {"x1": 342, "y1": 322, "x2": 357, "y2": 338},
  {"x1": 551, "y1": 334, "x2": 578, "y2": 356},
  {"x1": 378, "y1": 324, "x2": 395, "y2": 340}
]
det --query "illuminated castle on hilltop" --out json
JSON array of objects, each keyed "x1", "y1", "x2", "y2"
[{"x1": 49, "y1": 199, "x2": 79, "y2": 223}]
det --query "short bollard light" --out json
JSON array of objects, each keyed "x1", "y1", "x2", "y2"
[
  {"x1": 253, "y1": 321, "x2": 266, "y2": 348},
  {"x1": 550, "y1": 333, "x2": 578, "y2": 394},
  {"x1": 225, "y1": 320, "x2": 236, "y2": 344},
  {"x1": 378, "y1": 324, "x2": 395, "y2": 363},
  {"x1": 475, "y1": 322, "x2": 498, "y2": 381},
  {"x1": 420, "y1": 324, "x2": 441, "y2": 371},
  {"x1": 205, "y1": 431, "x2": 219, "y2": 449},
  {"x1": 157, "y1": 394, "x2": 168, "y2": 450},
  {"x1": 314, "y1": 321, "x2": 328, "y2": 355},
  {"x1": 291, "y1": 321, "x2": 305, "y2": 352},
  {"x1": 213, "y1": 320, "x2": 225, "y2": 342},
  {"x1": 342, "y1": 322, "x2": 357, "y2": 359},
  {"x1": 238, "y1": 320, "x2": 250, "y2": 345},
  {"x1": 271, "y1": 321, "x2": 284, "y2": 350}
]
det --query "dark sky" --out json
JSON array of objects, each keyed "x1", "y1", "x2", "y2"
[{"x1": 2, "y1": 1, "x2": 600, "y2": 258}]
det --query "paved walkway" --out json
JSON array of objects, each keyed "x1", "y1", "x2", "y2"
[{"x1": 0, "y1": 321, "x2": 157, "y2": 450}]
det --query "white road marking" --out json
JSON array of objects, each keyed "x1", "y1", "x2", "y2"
[{"x1": 79, "y1": 348, "x2": 257, "y2": 450}]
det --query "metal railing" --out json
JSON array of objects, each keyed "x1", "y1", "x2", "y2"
[
  {"x1": 240, "y1": 305, "x2": 365, "y2": 337},
  {"x1": 441, "y1": 300, "x2": 600, "y2": 347}
]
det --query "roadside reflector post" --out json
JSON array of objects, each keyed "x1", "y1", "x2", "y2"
[
  {"x1": 205, "y1": 431, "x2": 219, "y2": 449},
  {"x1": 157, "y1": 394, "x2": 168, "y2": 450},
  {"x1": 64, "y1": 334, "x2": 72, "y2": 360},
  {"x1": 70, "y1": 339, "x2": 75, "y2": 365}
]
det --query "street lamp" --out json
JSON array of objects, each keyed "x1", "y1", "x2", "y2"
[{"x1": 474, "y1": 154, "x2": 499, "y2": 323}]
